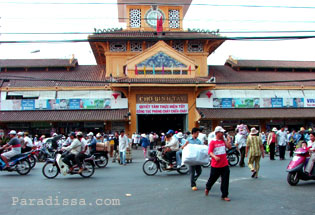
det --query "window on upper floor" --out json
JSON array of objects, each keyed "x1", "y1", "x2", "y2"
[
  {"x1": 169, "y1": 9, "x2": 180, "y2": 29},
  {"x1": 129, "y1": 9, "x2": 141, "y2": 28},
  {"x1": 110, "y1": 42, "x2": 127, "y2": 52},
  {"x1": 130, "y1": 41, "x2": 143, "y2": 52},
  {"x1": 188, "y1": 42, "x2": 204, "y2": 52}
]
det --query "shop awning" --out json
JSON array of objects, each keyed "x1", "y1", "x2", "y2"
[
  {"x1": 0, "y1": 109, "x2": 129, "y2": 122},
  {"x1": 197, "y1": 108, "x2": 315, "y2": 120}
]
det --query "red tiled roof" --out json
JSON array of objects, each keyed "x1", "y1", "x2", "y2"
[
  {"x1": 0, "y1": 59, "x2": 78, "y2": 68},
  {"x1": 198, "y1": 108, "x2": 315, "y2": 120},
  {"x1": 209, "y1": 65, "x2": 315, "y2": 86},
  {"x1": 88, "y1": 31, "x2": 223, "y2": 41},
  {"x1": 0, "y1": 109, "x2": 128, "y2": 122},
  {"x1": 0, "y1": 65, "x2": 107, "y2": 87},
  {"x1": 225, "y1": 59, "x2": 315, "y2": 69}
]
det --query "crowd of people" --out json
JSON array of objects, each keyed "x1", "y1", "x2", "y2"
[{"x1": 1, "y1": 124, "x2": 315, "y2": 201}]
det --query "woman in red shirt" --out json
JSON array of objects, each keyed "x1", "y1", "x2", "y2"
[{"x1": 205, "y1": 126, "x2": 232, "y2": 201}]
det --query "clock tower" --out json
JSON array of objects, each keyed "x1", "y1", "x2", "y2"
[{"x1": 117, "y1": 0, "x2": 192, "y2": 31}]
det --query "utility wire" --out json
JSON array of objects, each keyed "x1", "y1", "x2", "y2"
[
  {"x1": 2, "y1": 30, "x2": 315, "y2": 35},
  {"x1": 1, "y1": 35, "x2": 315, "y2": 43},
  {"x1": 1, "y1": 76, "x2": 315, "y2": 85},
  {"x1": 1, "y1": 1, "x2": 315, "y2": 9}
]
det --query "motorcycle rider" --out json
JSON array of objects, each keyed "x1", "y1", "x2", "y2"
[
  {"x1": 22, "y1": 132, "x2": 33, "y2": 153},
  {"x1": 17, "y1": 132, "x2": 25, "y2": 149},
  {"x1": 64, "y1": 132, "x2": 76, "y2": 147},
  {"x1": 62, "y1": 132, "x2": 84, "y2": 173},
  {"x1": 0, "y1": 130, "x2": 21, "y2": 169},
  {"x1": 164, "y1": 130, "x2": 179, "y2": 169},
  {"x1": 175, "y1": 132, "x2": 186, "y2": 168},
  {"x1": 87, "y1": 132, "x2": 97, "y2": 154},
  {"x1": 305, "y1": 132, "x2": 315, "y2": 176}
]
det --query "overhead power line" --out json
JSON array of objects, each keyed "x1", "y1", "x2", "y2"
[
  {"x1": 1, "y1": 35, "x2": 315, "y2": 44},
  {"x1": 1, "y1": 1, "x2": 315, "y2": 9},
  {"x1": 1, "y1": 76, "x2": 315, "y2": 85},
  {"x1": 2, "y1": 30, "x2": 315, "y2": 35}
]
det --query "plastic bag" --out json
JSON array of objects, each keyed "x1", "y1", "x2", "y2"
[
  {"x1": 182, "y1": 144, "x2": 210, "y2": 166},
  {"x1": 266, "y1": 144, "x2": 270, "y2": 153}
]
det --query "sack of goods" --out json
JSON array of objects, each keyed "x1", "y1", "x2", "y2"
[
  {"x1": 96, "y1": 142, "x2": 108, "y2": 151},
  {"x1": 182, "y1": 144, "x2": 210, "y2": 166}
]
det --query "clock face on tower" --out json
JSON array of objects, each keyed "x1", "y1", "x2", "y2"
[{"x1": 145, "y1": 9, "x2": 165, "y2": 28}]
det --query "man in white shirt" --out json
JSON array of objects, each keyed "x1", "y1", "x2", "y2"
[
  {"x1": 198, "y1": 127, "x2": 208, "y2": 145},
  {"x1": 235, "y1": 131, "x2": 248, "y2": 167},
  {"x1": 277, "y1": 126, "x2": 288, "y2": 160},
  {"x1": 305, "y1": 132, "x2": 315, "y2": 175},
  {"x1": 119, "y1": 130, "x2": 129, "y2": 165},
  {"x1": 23, "y1": 132, "x2": 33, "y2": 153}
]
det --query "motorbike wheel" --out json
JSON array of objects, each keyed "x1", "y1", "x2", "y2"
[
  {"x1": 228, "y1": 153, "x2": 239, "y2": 167},
  {"x1": 42, "y1": 162, "x2": 59, "y2": 179},
  {"x1": 95, "y1": 155, "x2": 108, "y2": 168},
  {"x1": 287, "y1": 172, "x2": 299, "y2": 186},
  {"x1": 177, "y1": 164, "x2": 189, "y2": 174},
  {"x1": 143, "y1": 160, "x2": 158, "y2": 176},
  {"x1": 29, "y1": 155, "x2": 37, "y2": 169},
  {"x1": 16, "y1": 160, "x2": 31, "y2": 175},
  {"x1": 80, "y1": 161, "x2": 95, "y2": 178}
]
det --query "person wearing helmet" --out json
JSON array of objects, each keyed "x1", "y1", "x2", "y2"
[
  {"x1": 62, "y1": 131, "x2": 85, "y2": 173},
  {"x1": 164, "y1": 129, "x2": 179, "y2": 169},
  {"x1": 22, "y1": 132, "x2": 33, "y2": 153},
  {"x1": 0, "y1": 130, "x2": 21, "y2": 169},
  {"x1": 87, "y1": 132, "x2": 97, "y2": 154},
  {"x1": 17, "y1": 131, "x2": 25, "y2": 149},
  {"x1": 64, "y1": 132, "x2": 76, "y2": 147}
]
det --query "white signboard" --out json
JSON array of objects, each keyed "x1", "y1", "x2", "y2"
[{"x1": 136, "y1": 104, "x2": 188, "y2": 114}]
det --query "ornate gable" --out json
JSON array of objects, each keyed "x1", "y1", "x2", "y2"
[
  {"x1": 126, "y1": 40, "x2": 196, "y2": 71},
  {"x1": 137, "y1": 51, "x2": 187, "y2": 68}
]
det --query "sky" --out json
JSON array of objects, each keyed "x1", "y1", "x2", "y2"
[{"x1": 0, "y1": 0, "x2": 315, "y2": 65}]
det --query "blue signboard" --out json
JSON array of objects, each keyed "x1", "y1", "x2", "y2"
[
  {"x1": 69, "y1": 99, "x2": 81, "y2": 110},
  {"x1": 271, "y1": 98, "x2": 283, "y2": 108},
  {"x1": 221, "y1": 98, "x2": 232, "y2": 108},
  {"x1": 21, "y1": 100, "x2": 35, "y2": 110}
]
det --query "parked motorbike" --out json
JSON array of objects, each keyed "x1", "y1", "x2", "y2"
[
  {"x1": 0, "y1": 152, "x2": 32, "y2": 175},
  {"x1": 143, "y1": 148, "x2": 189, "y2": 176},
  {"x1": 94, "y1": 151, "x2": 108, "y2": 168},
  {"x1": 286, "y1": 147, "x2": 315, "y2": 186},
  {"x1": 202, "y1": 146, "x2": 240, "y2": 168},
  {"x1": 42, "y1": 151, "x2": 95, "y2": 179}
]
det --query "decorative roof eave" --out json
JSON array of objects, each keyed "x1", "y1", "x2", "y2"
[{"x1": 110, "y1": 82, "x2": 216, "y2": 88}]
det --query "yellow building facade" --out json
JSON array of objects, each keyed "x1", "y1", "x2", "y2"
[{"x1": 88, "y1": 1, "x2": 225, "y2": 134}]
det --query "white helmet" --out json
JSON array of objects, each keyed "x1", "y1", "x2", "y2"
[
  {"x1": 88, "y1": 132, "x2": 94, "y2": 136},
  {"x1": 52, "y1": 133, "x2": 58, "y2": 137},
  {"x1": 9, "y1": 130, "x2": 17, "y2": 135}
]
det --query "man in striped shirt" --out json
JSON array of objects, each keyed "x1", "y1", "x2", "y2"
[{"x1": 245, "y1": 128, "x2": 265, "y2": 178}]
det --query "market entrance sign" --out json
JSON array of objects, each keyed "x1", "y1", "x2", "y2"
[{"x1": 136, "y1": 104, "x2": 188, "y2": 114}]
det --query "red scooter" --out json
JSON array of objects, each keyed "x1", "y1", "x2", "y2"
[{"x1": 286, "y1": 147, "x2": 315, "y2": 186}]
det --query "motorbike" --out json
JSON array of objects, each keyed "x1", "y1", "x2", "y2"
[
  {"x1": 24, "y1": 150, "x2": 38, "y2": 169},
  {"x1": 42, "y1": 151, "x2": 95, "y2": 179},
  {"x1": 143, "y1": 147, "x2": 189, "y2": 176},
  {"x1": 286, "y1": 147, "x2": 315, "y2": 186},
  {"x1": 202, "y1": 146, "x2": 240, "y2": 168},
  {"x1": 94, "y1": 151, "x2": 109, "y2": 168},
  {"x1": 0, "y1": 152, "x2": 32, "y2": 175}
]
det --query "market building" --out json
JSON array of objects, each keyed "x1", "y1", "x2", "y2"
[{"x1": 1, "y1": 0, "x2": 315, "y2": 136}]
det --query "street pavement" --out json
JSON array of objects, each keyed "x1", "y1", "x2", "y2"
[{"x1": 0, "y1": 149, "x2": 314, "y2": 215}]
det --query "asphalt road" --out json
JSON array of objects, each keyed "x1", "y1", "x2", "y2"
[{"x1": 0, "y1": 149, "x2": 314, "y2": 215}]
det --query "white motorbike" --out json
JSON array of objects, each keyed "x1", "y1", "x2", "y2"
[{"x1": 42, "y1": 151, "x2": 95, "y2": 179}]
